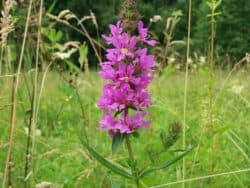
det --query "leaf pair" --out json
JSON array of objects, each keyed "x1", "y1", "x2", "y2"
[
  {"x1": 139, "y1": 146, "x2": 193, "y2": 178},
  {"x1": 81, "y1": 138, "x2": 192, "y2": 180}
]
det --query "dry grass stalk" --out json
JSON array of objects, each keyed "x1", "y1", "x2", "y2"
[
  {"x1": 24, "y1": 0, "x2": 43, "y2": 186},
  {"x1": 47, "y1": 10, "x2": 102, "y2": 63},
  {"x1": 0, "y1": 0, "x2": 16, "y2": 46},
  {"x1": 2, "y1": 0, "x2": 33, "y2": 187},
  {"x1": 0, "y1": 0, "x2": 16, "y2": 74},
  {"x1": 150, "y1": 168, "x2": 250, "y2": 187}
]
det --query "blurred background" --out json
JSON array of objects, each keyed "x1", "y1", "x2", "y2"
[{"x1": 1, "y1": 0, "x2": 249, "y2": 71}]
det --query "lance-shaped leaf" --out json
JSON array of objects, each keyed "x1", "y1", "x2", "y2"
[
  {"x1": 147, "y1": 149, "x2": 155, "y2": 164},
  {"x1": 112, "y1": 132, "x2": 126, "y2": 155},
  {"x1": 81, "y1": 141, "x2": 133, "y2": 179},
  {"x1": 139, "y1": 146, "x2": 193, "y2": 179}
]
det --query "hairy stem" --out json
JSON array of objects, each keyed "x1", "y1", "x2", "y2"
[{"x1": 126, "y1": 136, "x2": 140, "y2": 188}]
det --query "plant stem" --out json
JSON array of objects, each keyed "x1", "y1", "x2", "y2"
[
  {"x1": 24, "y1": 0, "x2": 43, "y2": 186},
  {"x1": 75, "y1": 87, "x2": 89, "y2": 144},
  {"x1": 183, "y1": 0, "x2": 192, "y2": 187},
  {"x1": 208, "y1": 1, "x2": 215, "y2": 133},
  {"x1": 0, "y1": 46, "x2": 4, "y2": 75},
  {"x1": 209, "y1": 0, "x2": 216, "y2": 179},
  {"x1": 126, "y1": 136, "x2": 140, "y2": 188},
  {"x1": 77, "y1": 18, "x2": 102, "y2": 63},
  {"x1": 161, "y1": 20, "x2": 175, "y2": 71},
  {"x1": 35, "y1": 62, "x2": 53, "y2": 124}
]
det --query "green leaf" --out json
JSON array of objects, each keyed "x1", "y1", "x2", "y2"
[
  {"x1": 112, "y1": 132, "x2": 126, "y2": 155},
  {"x1": 139, "y1": 146, "x2": 193, "y2": 179},
  {"x1": 55, "y1": 31, "x2": 63, "y2": 42},
  {"x1": 46, "y1": 28, "x2": 62, "y2": 43},
  {"x1": 78, "y1": 42, "x2": 88, "y2": 67},
  {"x1": 160, "y1": 132, "x2": 165, "y2": 145},
  {"x1": 147, "y1": 149, "x2": 155, "y2": 164},
  {"x1": 65, "y1": 60, "x2": 80, "y2": 72},
  {"x1": 81, "y1": 141, "x2": 133, "y2": 179},
  {"x1": 46, "y1": 0, "x2": 57, "y2": 14},
  {"x1": 206, "y1": 2, "x2": 213, "y2": 9},
  {"x1": 214, "y1": 0, "x2": 222, "y2": 10}
]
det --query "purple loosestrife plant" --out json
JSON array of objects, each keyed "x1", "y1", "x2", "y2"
[
  {"x1": 98, "y1": 20, "x2": 156, "y2": 137},
  {"x1": 80, "y1": 19, "x2": 192, "y2": 188}
]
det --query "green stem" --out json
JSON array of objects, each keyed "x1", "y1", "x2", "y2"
[
  {"x1": 209, "y1": 1, "x2": 215, "y2": 130},
  {"x1": 209, "y1": 0, "x2": 216, "y2": 176},
  {"x1": 126, "y1": 136, "x2": 140, "y2": 188},
  {"x1": 207, "y1": 1, "x2": 219, "y2": 186},
  {"x1": 183, "y1": 1, "x2": 192, "y2": 187}
]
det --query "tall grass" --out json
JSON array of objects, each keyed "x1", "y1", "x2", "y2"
[{"x1": 2, "y1": 0, "x2": 33, "y2": 187}]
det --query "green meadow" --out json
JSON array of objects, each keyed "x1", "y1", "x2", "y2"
[{"x1": 1, "y1": 68, "x2": 249, "y2": 187}]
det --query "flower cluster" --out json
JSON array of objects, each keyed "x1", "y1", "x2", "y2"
[{"x1": 98, "y1": 20, "x2": 156, "y2": 137}]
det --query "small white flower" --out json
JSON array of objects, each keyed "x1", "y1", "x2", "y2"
[
  {"x1": 24, "y1": 127, "x2": 41, "y2": 137},
  {"x1": 168, "y1": 57, "x2": 175, "y2": 64},
  {"x1": 231, "y1": 85, "x2": 244, "y2": 94},
  {"x1": 199, "y1": 56, "x2": 206, "y2": 64},
  {"x1": 54, "y1": 48, "x2": 78, "y2": 60},
  {"x1": 187, "y1": 58, "x2": 193, "y2": 64},
  {"x1": 150, "y1": 15, "x2": 162, "y2": 23}
]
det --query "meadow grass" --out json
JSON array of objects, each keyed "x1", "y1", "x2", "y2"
[{"x1": 0, "y1": 67, "x2": 249, "y2": 187}]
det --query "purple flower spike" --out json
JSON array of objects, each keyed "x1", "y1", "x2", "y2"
[{"x1": 98, "y1": 20, "x2": 156, "y2": 136}]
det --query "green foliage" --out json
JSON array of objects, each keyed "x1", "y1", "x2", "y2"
[
  {"x1": 194, "y1": 0, "x2": 250, "y2": 60},
  {"x1": 4, "y1": 0, "x2": 248, "y2": 71},
  {"x1": 44, "y1": 0, "x2": 249, "y2": 64},
  {"x1": 44, "y1": 28, "x2": 63, "y2": 43},
  {"x1": 216, "y1": 0, "x2": 250, "y2": 60}
]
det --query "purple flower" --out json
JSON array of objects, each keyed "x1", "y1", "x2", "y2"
[
  {"x1": 102, "y1": 21, "x2": 123, "y2": 45},
  {"x1": 138, "y1": 21, "x2": 156, "y2": 46},
  {"x1": 98, "y1": 20, "x2": 156, "y2": 136}
]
